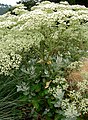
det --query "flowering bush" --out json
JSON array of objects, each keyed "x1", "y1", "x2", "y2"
[
  {"x1": 0, "y1": 1, "x2": 88, "y2": 120},
  {"x1": 0, "y1": 1, "x2": 88, "y2": 75}
]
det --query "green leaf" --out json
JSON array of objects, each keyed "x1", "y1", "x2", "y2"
[{"x1": 32, "y1": 99, "x2": 39, "y2": 110}]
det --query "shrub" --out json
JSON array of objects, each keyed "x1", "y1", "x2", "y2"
[{"x1": 0, "y1": 1, "x2": 88, "y2": 119}]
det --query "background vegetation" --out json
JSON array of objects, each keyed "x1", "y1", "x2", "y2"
[
  {"x1": 0, "y1": 4, "x2": 11, "y2": 15},
  {"x1": 17, "y1": 0, "x2": 88, "y2": 11}
]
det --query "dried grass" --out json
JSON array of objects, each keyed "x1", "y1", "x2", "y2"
[{"x1": 67, "y1": 58, "x2": 88, "y2": 88}]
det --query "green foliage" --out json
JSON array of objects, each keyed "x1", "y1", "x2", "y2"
[
  {"x1": 17, "y1": 0, "x2": 38, "y2": 11},
  {"x1": 0, "y1": 1, "x2": 88, "y2": 120},
  {"x1": 0, "y1": 75, "x2": 20, "y2": 120}
]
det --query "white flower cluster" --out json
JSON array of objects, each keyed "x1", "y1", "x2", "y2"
[
  {"x1": 62, "y1": 100, "x2": 80, "y2": 120},
  {"x1": 67, "y1": 61, "x2": 83, "y2": 71},
  {"x1": 48, "y1": 77, "x2": 68, "y2": 107},
  {"x1": 77, "y1": 79, "x2": 88, "y2": 93},
  {"x1": 49, "y1": 77, "x2": 88, "y2": 119},
  {"x1": 0, "y1": 52, "x2": 22, "y2": 75},
  {"x1": 61, "y1": 80, "x2": 88, "y2": 119}
]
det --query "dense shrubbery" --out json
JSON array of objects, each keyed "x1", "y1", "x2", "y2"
[{"x1": 0, "y1": 1, "x2": 88, "y2": 120}]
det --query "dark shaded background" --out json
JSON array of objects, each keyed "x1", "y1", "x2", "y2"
[{"x1": 18, "y1": 0, "x2": 88, "y2": 11}]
